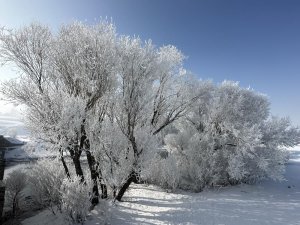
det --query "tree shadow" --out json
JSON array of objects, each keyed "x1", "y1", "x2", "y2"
[{"x1": 108, "y1": 183, "x2": 300, "y2": 225}]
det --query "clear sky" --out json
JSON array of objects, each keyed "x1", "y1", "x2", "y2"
[{"x1": 0, "y1": 0, "x2": 300, "y2": 125}]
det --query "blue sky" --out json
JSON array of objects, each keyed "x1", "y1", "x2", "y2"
[{"x1": 0, "y1": 0, "x2": 300, "y2": 125}]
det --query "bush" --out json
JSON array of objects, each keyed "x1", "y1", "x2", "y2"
[
  {"x1": 27, "y1": 159, "x2": 66, "y2": 213},
  {"x1": 143, "y1": 153, "x2": 179, "y2": 190},
  {"x1": 60, "y1": 176, "x2": 92, "y2": 224},
  {"x1": 5, "y1": 170, "x2": 27, "y2": 217},
  {"x1": 28, "y1": 159, "x2": 97, "y2": 224}
]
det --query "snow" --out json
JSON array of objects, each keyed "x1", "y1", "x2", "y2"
[
  {"x1": 107, "y1": 176, "x2": 300, "y2": 225},
  {"x1": 21, "y1": 149, "x2": 300, "y2": 225}
]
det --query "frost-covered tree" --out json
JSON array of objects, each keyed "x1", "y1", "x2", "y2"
[
  {"x1": 0, "y1": 22, "x2": 117, "y2": 204},
  {"x1": 52, "y1": 21, "x2": 118, "y2": 202},
  {"x1": 107, "y1": 37, "x2": 198, "y2": 201},
  {"x1": 164, "y1": 81, "x2": 300, "y2": 190}
]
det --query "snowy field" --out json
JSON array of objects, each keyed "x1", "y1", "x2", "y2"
[{"x1": 2, "y1": 115, "x2": 300, "y2": 225}]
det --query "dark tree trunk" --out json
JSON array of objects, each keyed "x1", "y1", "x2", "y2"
[
  {"x1": 97, "y1": 171, "x2": 108, "y2": 200},
  {"x1": 100, "y1": 182, "x2": 108, "y2": 199},
  {"x1": 12, "y1": 195, "x2": 17, "y2": 218},
  {"x1": 115, "y1": 170, "x2": 137, "y2": 201},
  {"x1": 112, "y1": 186, "x2": 117, "y2": 198},
  {"x1": 81, "y1": 122, "x2": 101, "y2": 204},
  {"x1": 60, "y1": 155, "x2": 71, "y2": 179},
  {"x1": 60, "y1": 149, "x2": 70, "y2": 179},
  {"x1": 70, "y1": 148, "x2": 84, "y2": 182},
  {"x1": 81, "y1": 121, "x2": 108, "y2": 202},
  {"x1": 72, "y1": 156, "x2": 84, "y2": 182},
  {"x1": 115, "y1": 135, "x2": 140, "y2": 202},
  {"x1": 97, "y1": 165, "x2": 108, "y2": 199},
  {"x1": 86, "y1": 150, "x2": 100, "y2": 204}
]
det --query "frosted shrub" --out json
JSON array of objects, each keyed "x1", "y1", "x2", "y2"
[
  {"x1": 27, "y1": 159, "x2": 66, "y2": 213},
  {"x1": 5, "y1": 170, "x2": 27, "y2": 217},
  {"x1": 159, "y1": 156, "x2": 180, "y2": 190},
  {"x1": 145, "y1": 153, "x2": 179, "y2": 190},
  {"x1": 60, "y1": 176, "x2": 92, "y2": 224}
]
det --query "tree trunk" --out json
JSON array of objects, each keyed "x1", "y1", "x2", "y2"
[
  {"x1": 115, "y1": 170, "x2": 137, "y2": 201},
  {"x1": 97, "y1": 166, "x2": 108, "y2": 199},
  {"x1": 86, "y1": 150, "x2": 100, "y2": 204},
  {"x1": 100, "y1": 182, "x2": 108, "y2": 199},
  {"x1": 60, "y1": 152, "x2": 70, "y2": 179},
  {"x1": 61, "y1": 156, "x2": 71, "y2": 179},
  {"x1": 12, "y1": 195, "x2": 17, "y2": 218},
  {"x1": 81, "y1": 122, "x2": 107, "y2": 202},
  {"x1": 72, "y1": 156, "x2": 84, "y2": 182},
  {"x1": 70, "y1": 149, "x2": 84, "y2": 182},
  {"x1": 115, "y1": 135, "x2": 140, "y2": 202}
]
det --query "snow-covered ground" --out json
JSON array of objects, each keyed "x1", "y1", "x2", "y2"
[
  {"x1": 22, "y1": 149, "x2": 300, "y2": 225},
  {"x1": 105, "y1": 150, "x2": 300, "y2": 225}
]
